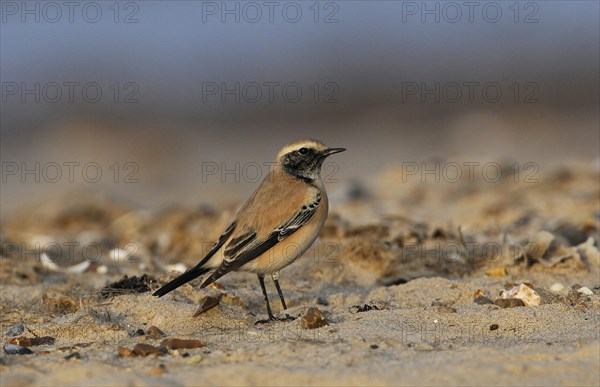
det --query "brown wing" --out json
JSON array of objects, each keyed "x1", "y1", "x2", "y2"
[{"x1": 200, "y1": 172, "x2": 321, "y2": 287}]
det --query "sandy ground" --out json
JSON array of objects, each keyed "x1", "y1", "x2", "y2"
[{"x1": 1, "y1": 161, "x2": 599, "y2": 386}]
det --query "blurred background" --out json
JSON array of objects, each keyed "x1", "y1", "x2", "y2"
[{"x1": 1, "y1": 0, "x2": 599, "y2": 216}]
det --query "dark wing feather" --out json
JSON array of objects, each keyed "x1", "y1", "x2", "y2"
[
  {"x1": 224, "y1": 231, "x2": 256, "y2": 257},
  {"x1": 153, "y1": 220, "x2": 237, "y2": 297},
  {"x1": 200, "y1": 194, "x2": 321, "y2": 288},
  {"x1": 276, "y1": 195, "x2": 320, "y2": 240}
]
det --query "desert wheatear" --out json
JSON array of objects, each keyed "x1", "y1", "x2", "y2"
[{"x1": 153, "y1": 139, "x2": 345, "y2": 322}]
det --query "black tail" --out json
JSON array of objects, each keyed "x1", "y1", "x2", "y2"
[
  {"x1": 153, "y1": 221, "x2": 238, "y2": 297},
  {"x1": 153, "y1": 265, "x2": 211, "y2": 297}
]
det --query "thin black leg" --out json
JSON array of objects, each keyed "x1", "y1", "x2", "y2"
[
  {"x1": 273, "y1": 277, "x2": 288, "y2": 310},
  {"x1": 257, "y1": 275, "x2": 275, "y2": 321},
  {"x1": 272, "y1": 273, "x2": 295, "y2": 321}
]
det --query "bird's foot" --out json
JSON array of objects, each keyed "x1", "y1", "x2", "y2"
[
  {"x1": 254, "y1": 314, "x2": 295, "y2": 325},
  {"x1": 279, "y1": 314, "x2": 296, "y2": 321}
]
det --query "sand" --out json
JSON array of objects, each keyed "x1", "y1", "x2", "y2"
[{"x1": 1, "y1": 162, "x2": 599, "y2": 386}]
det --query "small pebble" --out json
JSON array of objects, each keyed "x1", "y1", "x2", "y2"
[
  {"x1": 147, "y1": 326, "x2": 166, "y2": 339},
  {"x1": 577, "y1": 287, "x2": 593, "y2": 296},
  {"x1": 64, "y1": 352, "x2": 81, "y2": 361},
  {"x1": 117, "y1": 347, "x2": 134, "y2": 358},
  {"x1": 159, "y1": 338, "x2": 204, "y2": 350},
  {"x1": 486, "y1": 267, "x2": 507, "y2": 277},
  {"x1": 7, "y1": 336, "x2": 55, "y2": 347},
  {"x1": 193, "y1": 296, "x2": 220, "y2": 317},
  {"x1": 549, "y1": 283, "x2": 566, "y2": 293},
  {"x1": 301, "y1": 307, "x2": 329, "y2": 329},
  {"x1": 4, "y1": 344, "x2": 33, "y2": 355},
  {"x1": 474, "y1": 296, "x2": 494, "y2": 305},
  {"x1": 133, "y1": 343, "x2": 163, "y2": 357},
  {"x1": 490, "y1": 324, "x2": 499, "y2": 331},
  {"x1": 134, "y1": 344, "x2": 159, "y2": 357},
  {"x1": 7, "y1": 337, "x2": 32, "y2": 347},
  {"x1": 132, "y1": 328, "x2": 145, "y2": 337},
  {"x1": 185, "y1": 354, "x2": 203, "y2": 365},
  {"x1": 6, "y1": 322, "x2": 25, "y2": 337},
  {"x1": 473, "y1": 289, "x2": 494, "y2": 305}
]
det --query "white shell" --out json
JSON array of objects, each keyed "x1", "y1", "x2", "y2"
[
  {"x1": 500, "y1": 284, "x2": 541, "y2": 306},
  {"x1": 577, "y1": 287, "x2": 593, "y2": 296},
  {"x1": 166, "y1": 263, "x2": 187, "y2": 273}
]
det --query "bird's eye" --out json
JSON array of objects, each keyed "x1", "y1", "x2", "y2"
[{"x1": 298, "y1": 147, "x2": 309, "y2": 155}]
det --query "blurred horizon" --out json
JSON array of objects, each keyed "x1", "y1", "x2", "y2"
[{"x1": 1, "y1": 0, "x2": 599, "y2": 216}]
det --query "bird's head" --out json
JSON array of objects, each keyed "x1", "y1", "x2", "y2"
[{"x1": 276, "y1": 139, "x2": 345, "y2": 183}]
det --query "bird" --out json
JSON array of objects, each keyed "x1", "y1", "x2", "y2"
[{"x1": 153, "y1": 139, "x2": 345, "y2": 322}]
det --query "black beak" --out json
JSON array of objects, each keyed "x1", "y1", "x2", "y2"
[{"x1": 323, "y1": 147, "x2": 346, "y2": 156}]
